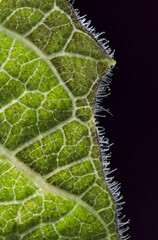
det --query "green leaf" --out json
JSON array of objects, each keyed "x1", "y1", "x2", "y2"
[{"x1": 0, "y1": 0, "x2": 122, "y2": 239}]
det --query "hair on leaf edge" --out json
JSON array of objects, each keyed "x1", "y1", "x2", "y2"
[
  {"x1": 95, "y1": 68, "x2": 130, "y2": 240},
  {"x1": 68, "y1": 0, "x2": 130, "y2": 239}
]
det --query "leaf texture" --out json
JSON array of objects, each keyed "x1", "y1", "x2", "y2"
[{"x1": 0, "y1": 0, "x2": 118, "y2": 239}]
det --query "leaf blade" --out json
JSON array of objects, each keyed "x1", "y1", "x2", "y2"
[{"x1": 0, "y1": 0, "x2": 118, "y2": 239}]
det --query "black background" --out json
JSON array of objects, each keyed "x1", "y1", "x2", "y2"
[{"x1": 73, "y1": 0, "x2": 158, "y2": 239}]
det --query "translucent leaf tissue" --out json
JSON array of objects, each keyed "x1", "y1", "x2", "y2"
[{"x1": 0, "y1": 0, "x2": 129, "y2": 239}]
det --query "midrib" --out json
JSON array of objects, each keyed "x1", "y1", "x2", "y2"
[{"x1": 0, "y1": 144, "x2": 109, "y2": 234}]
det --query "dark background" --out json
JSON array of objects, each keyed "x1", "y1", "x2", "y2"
[{"x1": 74, "y1": 0, "x2": 158, "y2": 239}]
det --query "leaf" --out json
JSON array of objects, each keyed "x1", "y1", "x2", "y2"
[{"x1": 0, "y1": 0, "x2": 120, "y2": 239}]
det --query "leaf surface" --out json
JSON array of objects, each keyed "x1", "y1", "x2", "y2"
[{"x1": 0, "y1": 0, "x2": 118, "y2": 239}]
